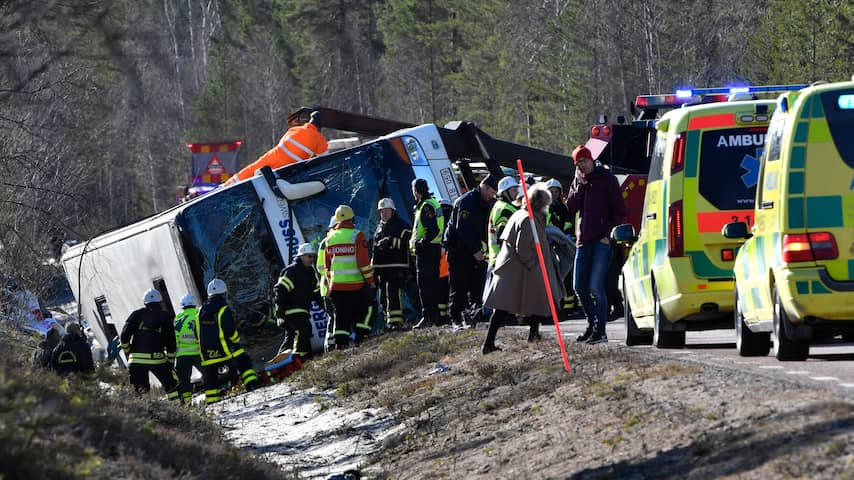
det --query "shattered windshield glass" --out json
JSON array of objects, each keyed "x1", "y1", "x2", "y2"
[
  {"x1": 284, "y1": 139, "x2": 418, "y2": 247},
  {"x1": 176, "y1": 182, "x2": 283, "y2": 328}
]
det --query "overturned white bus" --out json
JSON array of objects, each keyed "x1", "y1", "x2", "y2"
[{"x1": 61, "y1": 108, "x2": 575, "y2": 355}]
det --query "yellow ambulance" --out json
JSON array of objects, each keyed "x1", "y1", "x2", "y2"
[
  {"x1": 614, "y1": 86, "x2": 804, "y2": 348},
  {"x1": 724, "y1": 80, "x2": 854, "y2": 360}
]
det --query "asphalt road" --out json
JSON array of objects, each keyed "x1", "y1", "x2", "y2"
[{"x1": 538, "y1": 317, "x2": 854, "y2": 395}]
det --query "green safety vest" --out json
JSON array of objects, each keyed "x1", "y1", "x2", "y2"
[
  {"x1": 327, "y1": 227, "x2": 368, "y2": 287},
  {"x1": 410, "y1": 197, "x2": 444, "y2": 253},
  {"x1": 317, "y1": 236, "x2": 329, "y2": 296},
  {"x1": 174, "y1": 307, "x2": 200, "y2": 357},
  {"x1": 488, "y1": 200, "x2": 518, "y2": 266}
]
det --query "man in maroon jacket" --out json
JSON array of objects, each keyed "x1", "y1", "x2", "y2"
[{"x1": 566, "y1": 145, "x2": 626, "y2": 344}]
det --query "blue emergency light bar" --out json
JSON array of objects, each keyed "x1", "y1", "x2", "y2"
[
  {"x1": 636, "y1": 84, "x2": 809, "y2": 110},
  {"x1": 672, "y1": 84, "x2": 809, "y2": 97}
]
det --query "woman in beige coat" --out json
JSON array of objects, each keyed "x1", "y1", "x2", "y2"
[{"x1": 482, "y1": 184, "x2": 566, "y2": 353}]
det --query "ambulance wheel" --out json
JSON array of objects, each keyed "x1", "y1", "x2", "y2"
[
  {"x1": 772, "y1": 286, "x2": 809, "y2": 361},
  {"x1": 624, "y1": 280, "x2": 652, "y2": 346},
  {"x1": 653, "y1": 289, "x2": 685, "y2": 348},
  {"x1": 734, "y1": 290, "x2": 770, "y2": 356}
]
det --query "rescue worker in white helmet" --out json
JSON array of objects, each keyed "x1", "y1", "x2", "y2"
[
  {"x1": 372, "y1": 198, "x2": 412, "y2": 331},
  {"x1": 196, "y1": 279, "x2": 263, "y2": 405},
  {"x1": 173, "y1": 293, "x2": 201, "y2": 404},
  {"x1": 120, "y1": 289, "x2": 180, "y2": 400},
  {"x1": 484, "y1": 176, "x2": 520, "y2": 305},
  {"x1": 324, "y1": 205, "x2": 376, "y2": 348},
  {"x1": 410, "y1": 179, "x2": 444, "y2": 329},
  {"x1": 545, "y1": 178, "x2": 580, "y2": 318},
  {"x1": 273, "y1": 243, "x2": 321, "y2": 361}
]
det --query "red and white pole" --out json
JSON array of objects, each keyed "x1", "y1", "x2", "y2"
[{"x1": 516, "y1": 159, "x2": 571, "y2": 374}]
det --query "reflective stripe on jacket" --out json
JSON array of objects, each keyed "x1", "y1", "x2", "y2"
[
  {"x1": 174, "y1": 307, "x2": 200, "y2": 357},
  {"x1": 410, "y1": 197, "x2": 444, "y2": 253},
  {"x1": 225, "y1": 123, "x2": 328, "y2": 185},
  {"x1": 325, "y1": 223, "x2": 374, "y2": 291},
  {"x1": 488, "y1": 200, "x2": 518, "y2": 266},
  {"x1": 196, "y1": 297, "x2": 244, "y2": 366}
]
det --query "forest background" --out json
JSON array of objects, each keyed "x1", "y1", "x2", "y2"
[{"x1": 1, "y1": 0, "x2": 852, "y2": 295}]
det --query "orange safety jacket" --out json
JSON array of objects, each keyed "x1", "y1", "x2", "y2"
[
  {"x1": 224, "y1": 123, "x2": 328, "y2": 185},
  {"x1": 325, "y1": 221, "x2": 375, "y2": 292}
]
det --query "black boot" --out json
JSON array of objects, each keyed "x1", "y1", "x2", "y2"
[
  {"x1": 482, "y1": 310, "x2": 505, "y2": 354},
  {"x1": 527, "y1": 317, "x2": 542, "y2": 342}
]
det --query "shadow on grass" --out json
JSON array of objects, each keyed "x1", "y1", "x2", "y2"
[{"x1": 570, "y1": 402, "x2": 854, "y2": 479}]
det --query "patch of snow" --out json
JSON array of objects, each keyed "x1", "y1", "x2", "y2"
[{"x1": 212, "y1": 382, "x2": 403, "y2": 479}]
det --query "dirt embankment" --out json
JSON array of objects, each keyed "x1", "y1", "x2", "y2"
[{"x1": 274, "y1": 328, "x2": 854, "y2": 479}]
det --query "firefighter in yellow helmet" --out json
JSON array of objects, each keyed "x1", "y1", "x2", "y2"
[
  {"x1": 324, "y1": 205, "x2": 375, "y2": 349},
  {"x1": 195, "y1": 279, "x2": 263, "y2": 405}
]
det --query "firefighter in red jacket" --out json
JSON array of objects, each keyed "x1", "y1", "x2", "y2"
[
  {"x1": 223, "y1": 110, "x2": 328, "y2": 186},
  {"x1": 120, "y1": 289, "x2": 180, "y2": 400},
  {"x1": 324, "y1": 204, "x2": 375, "y2": 349}
]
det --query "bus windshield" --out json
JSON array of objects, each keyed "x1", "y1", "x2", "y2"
[
  {"x1": 282, "y1": 139, "x2": 419, "y2": 248},
  {"x1": 176, "y1": 182, "x2": 283, "y2": 326}
]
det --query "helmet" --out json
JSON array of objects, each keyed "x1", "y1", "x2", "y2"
[
  {"x1": 411, "y1": 178, "x2": 429, "y2": 196},
  {"x1": 296, "y1": 243, "x2": 317, "y2": 257},
  {"x1": 207, "y1": 278, "x2": 227, "y2": 296},
  {"x1": 328, "y1": 216, "x2": 337, "y2": 228},
  {"x1": 439, "y1": 198, "x2": 453, "y2": 208},
  {"x1": 545, "y1": 178, "x2": 562, "y2": 190},
  {"x1": 497, "y1": 176, "x2": 518, "y2": 194},
  {"x1": 179, "y1": 293, "x2": 196, "y2": 308},
  {"x1": 143, "y1": 288, "x2": 162, "y2": 305},
  {"x1": 377, "y1": 198, "x2": 396, "y2": 210},
  {"x1": 334, "y1": 204, "x2": 355, "y2": 222}
]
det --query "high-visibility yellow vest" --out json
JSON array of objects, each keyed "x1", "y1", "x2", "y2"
[
  {"x1": 488, "y1": 200, "x2": 518, "y2": 266},
  {"x1": 317, "y1": 236, "x2": 330, "y2": 296},
  {"x1": 410, "y1": 197, "x2": 444, "y2": 253},
  {"x1": 174, "y1": 307, "x2": 200, "y2": 357},
  {"x1": 327, "y1": 227, "x2": 366, "y2": 287}
]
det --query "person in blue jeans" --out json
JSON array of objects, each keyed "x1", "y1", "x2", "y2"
[{"x1": 565, "y1": 145, "x2": 626, "y2": 344}]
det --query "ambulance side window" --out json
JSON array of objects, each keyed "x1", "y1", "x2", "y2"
[
  {"x1": 765, "y1": 116, "x2": 786, "y2": 162},
  {"x1": 647, "y1": 134, "x2": 667, "y2": 182}
]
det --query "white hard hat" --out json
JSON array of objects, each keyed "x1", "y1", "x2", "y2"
[
  {"x1": 179, "y1": 293, "x2": 196, "y2": 308},
  {"x1": 143, "y1": 288, "x2": 162, "y2": 305},
  {"x1": 439, "y1": 198, "x2": 453, "y2": 207},
  {"x1": 497, "y1": 176, "x2": 518, "y2": 194},
  {"x1": 377, "y1": 198, "x2": 396, "y2": 210},
  {"x1": 328, "y1": 216, "x2": 337, "y2": 228},
  {"x1": 545, "y1": 178, "x2": 562, "y2": 190},
  {"x1": 297, "y1": 243, "x2": 317, "y2": 257},
  {"x1": 207, "y1": 278, "x2": 227, "y2": 296}
]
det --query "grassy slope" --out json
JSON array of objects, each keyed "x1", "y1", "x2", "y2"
[
  {"x1": 0, "y1": 324, "x2": 285, "y2": 480},
  {"x1": 290, "y1": 327, "x2": 854, "y2": 479}
]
